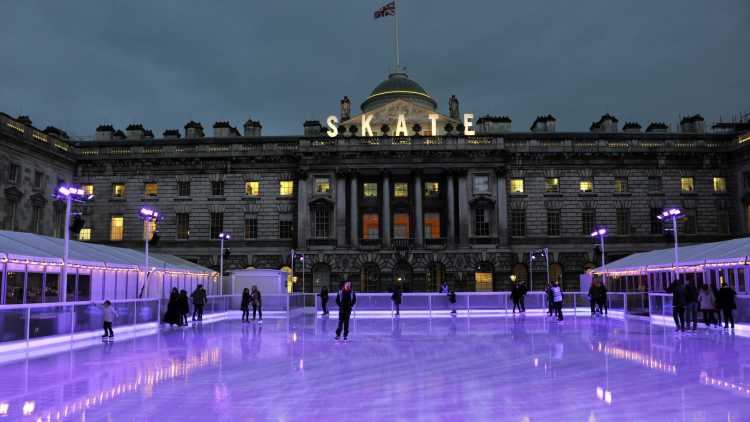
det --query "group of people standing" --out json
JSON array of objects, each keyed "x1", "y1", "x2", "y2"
[
  {"x1": 668, "y1": 279, "x2": 737, "y2": 332},
  {"x1": 240, "y1": 286, "x2": 263, "y2": 323},
  {"x1": 587, "y1": 280, "x2": 609, "y2": 316},
  {"x1": 163, "y1": 285, "x2": 207, "y2": 327}
]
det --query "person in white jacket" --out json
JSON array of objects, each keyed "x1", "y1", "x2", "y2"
[
  {"x1": 697, "y1": 284, "x2": 717, "y2": 327},
  {"x1": 102, "y1": 300, "x2": 118, "y2": 339}
]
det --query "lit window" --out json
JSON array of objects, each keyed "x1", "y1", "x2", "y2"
[
  {"x1": 362, "y1": 213, "x2": 379, "y2": 239},
  {"x1": 363, "y1": 183, "x2": 378, "y2": 197},
  {"x1": 78, "y1": 228, "x2": 91, "y2": 241},
  {"x1": 473, "y1": 175, "x2": 489, "y2": 193},
  {"x1": 112, "y1": 183, "x2": 125, "y2": 198},
  {"x1": 425, "y1": 182, "x2": 440, "y2": 198},
  {"x1": 245, "y1": 181, "x2": 260, "y2": 196},
  {"x1": 475, "y1": 272, "x2": 493, "y2": 292},
  {"x1": 280, "y1": 180, "x2": 294, "y2": 196},
  {"x1": 545, "y1": 178, "x2": 559, "y2": 193},
  {"x1": 82, "y1": 184, "x2": 94, "y2": 196},
  {"x1": 394, "y1": 182, "x2": 409, "y2": 197},
  {"x1": 143, "y1": 221, "x2": 157, "y2": 241},
  {"x1": 510, "y1": 179, "x2": 524, "y2": 193},
  {"x1": 614, "y1": 177, "x2": 628, "y2": 193},
  {"x1": 579, "y1": 180, "x2": 593, "y2": 193},
  {"x1": 713, "y1": 177, "x2": 726, "y2": 193},
  {"x1": 424, "y1": 212, "x2": 441, "y2": 239},
  {"x1": 680, "y1": 177, "x2": 694, "y2": 193},
  {"x1": 110, "y1": 216, "x2": 124, "y2": 241},
  {"x1": 393, "y1": 213, "x2": 410, "y2": 239},
  {"x1": 145, "y1": 182, "x2": 158, "y2": 197},
  {"x1": 314, "y1": 177, "x2": 331, "y2": 194}
]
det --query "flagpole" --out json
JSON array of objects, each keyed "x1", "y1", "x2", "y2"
[{"x1": 394, "y1": 1, "x2": 400, "y2": 72}]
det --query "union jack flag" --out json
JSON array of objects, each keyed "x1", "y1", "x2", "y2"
[{"x1": 374, "y1": 1, "x2": 396, "y2": 19}]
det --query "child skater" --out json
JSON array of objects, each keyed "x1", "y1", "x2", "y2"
[{"x1": 102, "y1": 300, "x2": 118, "y2": 340}]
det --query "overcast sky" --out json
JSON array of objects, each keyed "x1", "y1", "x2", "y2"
[{"x1": 1, "y1": 1, "x2": 748, "y2": 138}]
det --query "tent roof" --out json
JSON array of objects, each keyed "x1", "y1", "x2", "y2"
[
  {"x1": 593, "y1": 237, "x2": 750, "y2": 275},
  {"x1": 0, "y1": 230, "x2": 213, "y2": 275}
]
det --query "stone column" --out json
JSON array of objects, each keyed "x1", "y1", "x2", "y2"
[
  {"x1": 496, "y1": 168, "x2": 509, "y2": 245},
  {"x1": 296, "y1": 172, "x2": 309, "y2": 250},
  {"x1": 336, "y1": 172, "x2": 347, "y2": 247},
  {"x1": 446, "y1": 171, "x2": 456, "y2": 247},
  {"x1": 457, "y1": 171, "x2": 470, "y2": 245},
  {"x1": 350, "y1": 173, "x2": 359, "y2": 247},
  {"x1": 382, "y1": 172, "x2": 391, "y2": 248},
  {"x1": 414, "y1": 172, "x2": 423, "y2": 247}
]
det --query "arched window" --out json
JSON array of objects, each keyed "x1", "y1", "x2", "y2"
[
  {"x1": 312, "y1": 263, "x2": 332, "y2": 291},
  {"x1": 475, "y1": 261, "x2": 494, "y2": 292},
  {"x1": 511, "y1": 263, "x2": 528, "y2": 283},
  {"x1": 360, "y1": 263, "x2": 380, "y2": 292},
  {"x1": 428, "y1": 262, "x2": 446, "y2": 291},
  {"x1": 393, "y1": 261, "x2": 413, "y2": 291},
  {"x1": 549, "y1": 263, "x2": 563, "y2": 284}
]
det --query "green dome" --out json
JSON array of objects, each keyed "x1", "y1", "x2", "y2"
[{"x1": 361, "y1": 72, "x2": 437, "y2": 113}]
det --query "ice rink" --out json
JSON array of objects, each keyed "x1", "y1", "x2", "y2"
[{"x1": 1, "y1": 314, "x2": 749, "y2": 421}]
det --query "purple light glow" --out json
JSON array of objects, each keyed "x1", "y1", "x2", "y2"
[
  {"x1": 139, "y1": 207, "x2": 160, "y2": 221},
  {"x1": 657, "y1": 207, "x2": 683, "y2": 221},
  {"x1": 590, "y1": 228, "x2": 607, "y2": 237},
  {"x1": 56, "y1": 185, "x2": 90, "y2": 200},
  {"x1": 219, "y1": 233, "x2": 230, "y2": 240}
]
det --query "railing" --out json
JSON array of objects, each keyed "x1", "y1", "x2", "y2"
[{"x1": 648, "y1": 293, "x2": 750, "y2": 324}]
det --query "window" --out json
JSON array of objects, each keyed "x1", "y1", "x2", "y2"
[
  {"x1": 579, "y1": 180, "x2": 593, "y2": 193},
  {"x1": 5, "y1": 200, "x2": 17, "y2": 231},
  {"x1": 245, "y1": 181, "x2": 260, "y2": 196},
  {"x1": 363, "y1": 183, "x2": 378, "y2": 198},
  {"x1": 424, "y1": 182, "x2": 440, "y2": 198},
  {"x1": 79, "y1": 228, "x2": 92, "y2": 241},
  {"x1": 177, "y1": 213, "x2": 190, "y2": 240},
  {"x1": 474, "y1": 208, "x2": 490, "y2": 236},
  {"x1": 34, "y1": 171, "x2": 43, "y2": 189},
  {"x1": 362, "y1": 213, "x2": 380, "y2": 239},
  {"x1": 210, "y1": 213, "x2": 224, "y2": 239},
  {"x1": 314, "y1": 177, "x2": 330, "y2": 194},
  {"x1": 177, "y1": 181, "x2": 191, "y2": 197},
  {"x1": 313, "y1": 207, "x2": 331, "y2": 238},
  {"x1": 393, "y1": 213, "x2": 410, "y2": 239},
  {"x1": 279, "y1": 180, "x2": 294, "y2": 196},
  {"x1": 110, "y1": 216, "x2": 124, "y2": 241},
  {"x1": 394, "y1": 183, "x2": 408, "y2": 198},
  {"x1": 510, "y1": 179, "x2": 524, "y2": 193},
  {"x1": 82, "y1": 184, "x2": 94, "y2": 196},
  {"x1": 547, "y1": 209, "x2": 561, "y2": 236},
  {"x1": 473, "y1": 175, "x2": 489, "y2": 193},
  {"x1": 648, "y1": 176, "x2": 662, "y2": 192},
  {"x1": 112, "y1": 183, "x2": 125, "y2": 198},
  {"x1": 510, "y1": 209, "x2": 526, "y2": 237},
  {"x1": 27, "y1": 273, "x2": 43, "y2": 303},
  {"x1": 279, "y1": 215, "x2": 293, "y2": 239},
  {"x1": 244, "y1": 216, "x2": 258, "y2": 239},
  {"x1": 5, "y1": 272, "x2": 22, "y2": 304},
  {"x1": 582, "y1": 208, "x2": 596, "y2": 235},
  {"x1": 31, "y1": 206, "x2": 42, "y2": 234},
  {"x1": 616, "y1": 208, "x2": 630, "y2": 235},
  {"x1": 614, "y1": 177, "x2": 628, "y2": 193},
  {"x1": 424, "y1": 212, "x2": 441, "y2": 239},
  {"x1": 145, "y1": 182, "x2": 158, "y2": 197},
  {"x1": 45, "y1": 274, "x2": 59, "y2": 303},
  {"x1": 53, "y1": 206, "x2": 64, "y2": 237},
  {"x1": 683, "y1": 209, "x2": 697, "y2": 234},
  {"x1": 143, "y1": 220, "x2": 157, "y2": 241},
  {"x1": 545, "y1": 178, "x2": 559, "y2": 193},
  {"x1": 211, "y1": 181, "x2": 225, "y2": 196},
  {"x1": 713, "y1": 177, "x2": 727, "y2": 193},
  {"x1": 8, "y1": 163, "x2": 19, "y2": 183},
  {"x1": 650, "y1": 208, "x2": 663, "y2": 235},
  {"x1": 475, "y1": 271, "x2": 493, "y2": 292},
  {"x1": 718, "y1": 209, "x2": 730, "y2": 234},
  {"x1": 680, "y1": 177, "x2": 694, "y2": 193}
]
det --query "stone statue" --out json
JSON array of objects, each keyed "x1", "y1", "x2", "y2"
[
  {"x1": 449, "y1": 95, "x2": 459, "y2": 119},
  {"x1": 340, "y1": 96, "x2": 351, "y2": 121}
]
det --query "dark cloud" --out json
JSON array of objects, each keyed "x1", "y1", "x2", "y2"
[{"x1": 1, "y1": 0, "x2": 748, "y2": 137}]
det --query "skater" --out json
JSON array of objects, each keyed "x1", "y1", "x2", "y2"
[
  {"x1": 518, "y1": 281, "x2": 527, "y2": 312},
  {"x1": 712, "y1": 284, "x2": 723, "y2": 327},
  {"x1": 391, "y1": 284, "x2": 402, "y2": 316},
  {"x1": 698, "y1": 284, "x2": 717, "y2": 327},
  {"x1": 251, "y1": 285, "x2": 262, "y2": 322},
  {"x1": 551, "y1": 281, "x2": 564, "y2": 321},
  {"x1": 102, "y1": 300, "x2": 118, "y2": 339},
  {"x1": 511, "y1": 282, "x2": 523, "y2": 313},
  {"x1": 598, "y1": 282, "x2": 608, "y2": 315},
  {"x1": 666, "y1": 278, "x2": 687, "y2": 332},
  {"x1": 588, "y1": 280, "x2": 602, "y2": 315},
  {"x1": 718, "y1": 282, "x2": 737, "y2": 330},
  {"x1": 241, "y1": 288, "x2": 251, "y2": 322},
  {"x1": 320, "y1": 286, "x2": 329, "y2": 315},
  {"x1": 164, "y1": 288, "x2": 182, "y2": 327},
  {"x1": 191, "y1": 284, "x2": 207, "y2": 322},
  {"x1": 546, "y1": 283, "x2": 555, "y2": 317},
  {"x1": 685, "y1": 281, "x2": 699, "y2": 331},
  {"x1": 440, "y1": 281, "x2": 449, "y2": 294},
  {"x1": 179, "y1": 289, "x2": 190, "y2": 326},
  {"x1": 448, "y1": 288, "x2": 457, "y2": 314},
  {"x1": 335, "y1": 281, "x2": 357, "y2": 340}
]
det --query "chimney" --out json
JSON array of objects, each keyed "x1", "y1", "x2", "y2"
[
  {"x1": 622, "y1": 122, "x2": 641, "y2": 133},
  {"x1": 212, "y1": 121, "x2": 232, "y2": 138},
  {"x1": 595, "y1": 114, "x2": 618, "y2": 133},
  {"x1": 16, "y1": 115, "x2": 32, "y2": 126},
  {"x1": 143, "y1": 129, "x2": 154, "y2": 139},
  {"x1": 340, "y1": 96, "x2": 351, "y2": 121},
  {"x1": 530, "y1": 114, "x2": 556, "y2": 132},
  {"x1": 42, "y1": 126, "x2": 69, "y2": 139},
  {"x1": 243, "y1": 117, "x2": 262, "y2": 137},
  {"x1": 680, "y1": 114, "x2": 705, "y2": 133},
  {"x1": 448, "y1": 95, "x2": 460, "y2": 120},
  {"x1": 184, "y1": 121, "x2": 205, "y2": 139},
  {"x1": 645, "y1": 122, "x2": 669, "y2": 133},
  {"x1": 95, "y1": 124, "x2": 115, "y2": 141},
  {"x1": 126, "y1": 123, "x2": 146, "y2": 140},
  {"x1": 163, "y1": 129, "x2": 181, "y2": 139},
  {"x1": 303, "y1": 120, "x2": 323, "y2": 137},
  {"x1": 113, "y1": 130, "x2": 126, "y2": 140},
  {"x1": 476, "y1": 115, "x2": 512, "y2": 134}
]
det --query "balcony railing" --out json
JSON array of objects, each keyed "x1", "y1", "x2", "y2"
[
  {"x1": 359, "y1": 238, "x2": 381, "y2": 249},
  {"x1": 391, "y1": 238, "x2": 413, "y2": 250}
]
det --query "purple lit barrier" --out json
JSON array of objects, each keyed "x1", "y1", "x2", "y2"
[{"x1": 649, "y1": 293, "x2": 750, "y2": 324}]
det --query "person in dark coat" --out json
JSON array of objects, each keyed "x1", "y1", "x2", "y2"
[
  {"x1": 598, "y1": 283, "x2": 608, "y2": 315},
  {"x1": 448, "y1": 288, "x2": 457, "y2": 314},
  {"x1": 391, "y1": 284, "x2": 402, "y2": 316},
  {"x1": 440, "y1": 282, "x2": 449, "y2": 294},
  {"x1": 546, "y1": 284, "x2": 555, "y2": 317},
  {"x1": 717, "y1": 282, "x2": 737, "y2": 330},
  {"x1": 240, "y1": 287, "x2": 251, "y2": 322},
  {"x1": 164, "y1": 288, "x2": 182, "y2": 327},
  {"x1": 320, "y1": 286, "x2": 330, "y2": 315},
  {"x1": 588, "y1": 280, "x2": 602, "y2": 315},
  {"x1": 191, "y1": 284, "x2": 207, "y2": 322},
  {"x1": 335, "y1": 281, "x2": 357, "y2": 340},
  {"x1": 179, "y1": 289, "x2": 190, "y2": 326},
  {"x1": 666, "y1": 278, "x2": 687, "y2": 332},
  {"x1": 511, "y1": 283, "x2": 523, "y2": 313},
  {"x1": 251, "y1": 285, "x2": 262, "y2": 322},
  {"x1": 685, "y1": 281, "x2": 699, "y2": 331}
]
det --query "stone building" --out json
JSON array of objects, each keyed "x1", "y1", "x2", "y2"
[{"x1": 1, "y1": 73, "x2": 749, "y2": 293}]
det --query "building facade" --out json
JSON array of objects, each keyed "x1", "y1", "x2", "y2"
[{"x1": 2, "y1": 73, "x2": 749, "y2": 293}]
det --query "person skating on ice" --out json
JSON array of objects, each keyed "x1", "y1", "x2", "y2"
[
  {"x1": 320, "y1": 286, "x2": 330, "y2": 316},
  {"x1": 335, "y1": 281, "x2": 357, "y2": 340},
  {"x1": 241, "y1": 287, "x2": 251, "y2": 322},
  {"x1": 101, "y1": 300, "x2": 118, "y2": 340},
  {"x1": 391, "y1": 283, "x2": 402, "y2": 316},
  {"x1": 550, "y1": 281, "x2": 564, "y2": 321},
  {"x1": 179, "y1": 289, "x2": 190, "y2": 327},
  {"x1": 251, "y1": 285, "x2": 263, "y2": 323}
]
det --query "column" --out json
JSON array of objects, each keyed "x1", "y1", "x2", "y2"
[
  {"x1": 350, "y1": 173, "x2": 359, "y2": 247},
  {"x1": 457, "y1": 171, "x2": 470, "y2": 245},
  {"x1": 296, "y1": 172, "x2": 309, "y2": 250},
  {"x1": 336, "y1": 173, "x2": 347, "y2": 247},
  {"x1": 414, "y1": 172, "x2": 423, "y2": 247},
  {"x1": 446, "y1": 171, "x2": 456, "y2": 247},
  {"x1": 744, "y1": 265, "x2": 750, "y2": 294},
  {"x1": 496, "y1": 169, "x2": 509, "y2": 245},
  {"x1": 382, "y1": 172, "x2": 391, "y2": 248}
]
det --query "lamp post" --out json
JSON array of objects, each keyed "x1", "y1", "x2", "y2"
[
  {"x1": 657, "y1": 208, "x2": 684, "y2": 279},
  {"x1": 54, "y1": 184, "x2": 93, "y2": 302},
  {"x1": 139, "y1": 207, "x2": 160, "y2": 298},
  {"x1": 590, "y1": 227, "x2": 608, "y2": 286},
  {"x1": 219, "y1": 233, "x2": 231, "y2": 295}
]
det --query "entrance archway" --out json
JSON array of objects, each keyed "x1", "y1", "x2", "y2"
[
  {"x1": 475, "y1": 261, "x2": 494, "y2": 292},
  {"x1": 360, "y1": 263, "x2": 380, "y2": 292},
  {"x1": 312, "y1": 263, "x2": 332, "y2": 291},
  {"x1": 393, "y1": 261, "x2": 413, "y2": 291},
  {"x1": 428, "y1": 262, "x2": 446, "y2": 291}
]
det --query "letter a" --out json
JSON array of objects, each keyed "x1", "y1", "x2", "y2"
[
  {"x1": 361, "y1": 114, "x2": 374, "y2": 137},
  {"x1": 395, "y1": 114, "x2": 408, "y2": 136},
  {"x1": 326, "y1": 115, "x2": 338, "y2": 138}
]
